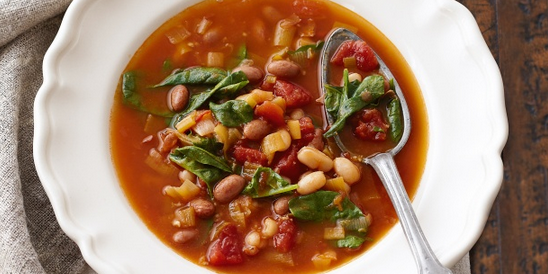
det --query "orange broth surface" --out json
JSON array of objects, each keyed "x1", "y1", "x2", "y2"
[{"x1": 110, "y1": 0, "x2": 428, "y2": 273}]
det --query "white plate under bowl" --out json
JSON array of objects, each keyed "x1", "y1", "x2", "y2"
[{"x1": 34, "y1": 0, "x2": 507, "y2": 273}]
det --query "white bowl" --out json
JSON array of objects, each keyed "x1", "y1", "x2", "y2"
[{"x1": 34, "y1": 0, "x2": 507, "y2": 273}]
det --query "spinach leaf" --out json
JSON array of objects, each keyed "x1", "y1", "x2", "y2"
[
  {"x1": 324, "y1": 74, "x2": 386, "y2": 137},
  {"x1": 191, "y1": 136, "x2": 223, "y2": 154},
  {"x1": 324, "y1": 85, "x2": 343, "y2": 120},
  {"x1": 227, "y1": 44, "x2": 248, "y2": 69},
  {"x1": 242, "y1": 167, "x2": 298, "y2": 198},
  {"x1": 288, "y1": 191, "x2": 364, "y2": 222},
  {"x1": 185, "y1": 71, "x2": 249, "y2": 114},
  {"x1": 169, "y1": 146, "x2": 232, "y2": 194},
  {"x1": 170, "y1": 71, "x2": 250, "y2": 126},
  {"x1": 170, "y1": 146, "x2": 232, "y2": 173},
  {"x1": 153, "y1": 67, "x2": 227, "y2": 87},
  {"x1": 121, "y1": 71, "x2": 174, "y2": 117},
  {"x1": 336, "y1": 235, "x2": 365, "y2": 249},
  {"x1": 387, "y1": 97, "x2": 403, "y2": 142},
  {"x1": 210, "y1": 100, "x2": 253, "y2": 127}
]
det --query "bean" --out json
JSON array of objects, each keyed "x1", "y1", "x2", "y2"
[
  {"x1": 173, "y1": 228, "x2": 198, "y2": 243},
  {"x1": 348, "y1": 72, "x2": 362, "y2": 82},
  {"x1": 168, "y1": 85, "x2": 189, "y2": 112},
  {"x1": 297, "y1": 146, "x2": 333, "y2": 172},
  {"x1": 262, "y1": 217, "x2": 279, "y2": 238},
  {"x1": 245, "y1": 231, "x2": 262, "y2": 247},
  {"x1": 202, "y1": 27, "x2": 222, "y2": 45},
  {"x1": 267, "y1": 60, "x2": 301, "y2": 78},
  {"x1": 189, "y1": 198, "x2": 216, "y2": 218},
  {"x1": 273, "y1": 196, "x2": 291, "y2": 215},
  {"x1": 289, "y1": 108, "x2": 305, "y2": 120},
  {"x1": 243, "y1": 119, "x2": 271, "y2": 140},
  {"x1": 158, "y1": 131, "x2": 178, "y2": 153},
  {"x1": 297, "y1": 171, "x2": 326, "y2": 195},
  {"x1": 308, "y1": 128, "x2": 325, "y2": 150},
  {"x1": 213, "y1": 175, "x2": 246, "y2": 203},
  {"x1": 233, "y1": 65, "x2": 264, "y2": 83},
  {"x1": 333, "y1": 157, "x2": 361, "y2": 185}
]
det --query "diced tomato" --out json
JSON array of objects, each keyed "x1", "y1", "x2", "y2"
[
  {"x1": 232, "y1": 145, "x2": 268, "y2": 166},
  {"x1": 207, "y1": 224, "x2": 244, "y2": 266},
  {"x1": 330, "y1": 40, "x2": 379, "y2": 72},
  {"x1": 351, "y1": 108, "x2": 389, "y2": 141},
  {"x1": 254, "y1": 101, "x2": 286, "y2": 127},
  {"x1": 262, "y1": 80, "x2": 312, "y2": 108},
  {"x1": 292, "y1": 0, "x2": 328, "y2": 19},
  {"x1": 298, "y1": 116, "x2": 315, "y2": 135},
  {"x1": 273, "y1": 217, "x2": 297, "y2": 253},
  {"x1": 271, "y1": 144, "x2": 305, "y2": 182}
]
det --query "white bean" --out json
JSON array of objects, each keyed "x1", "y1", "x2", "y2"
[
  {"x1": 297, "y1": 171, "x2": 326, "y2": 195},
  {"x1": 261, "y1": 217, "x2": 278, "y2": 238},
  {"x1": 348, "y1": 72, "x2": 363, "y2": 83},
  {"x1": 333, "y1": 157, "x2": 361, "y2": 185},
  {"x1": 297, "y1": 146, "x2": 333, "y2": 172}
]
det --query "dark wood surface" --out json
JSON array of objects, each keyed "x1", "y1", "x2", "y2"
[{"x1": 457, "y1": 0, "x2": 548, "y2": 273}]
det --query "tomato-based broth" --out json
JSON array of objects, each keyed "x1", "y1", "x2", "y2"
[{"x1": 110, "y1": 0, "x2": 428, "y2": 273}]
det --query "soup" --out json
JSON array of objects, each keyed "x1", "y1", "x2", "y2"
[{"x1": 110, "y1": 0, "x2": 428, "y2": 273}]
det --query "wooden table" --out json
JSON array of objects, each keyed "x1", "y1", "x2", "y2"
[{"x1": 457, "y1": 0, "x2": 548, "y2": 273}]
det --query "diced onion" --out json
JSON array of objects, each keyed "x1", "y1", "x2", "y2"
[
  {"x1": 163, "y1": 179, "x2": 201, "y2": 202},
  {"x1": 336, "y1": 216, "x2": 369, "y2": 233},
  {"x1": 144, "y1": 148, "x2": 179, "y2": 177},
  {"x1": 196, "y1": 17, "x2": 212, "y2": 34},
  {"x1": 172, "y1": 206, "x2": 196, "y2": 228},
  {"x1": 193, "y1": 118, "x2": 216, "y2": 136},
  {"x1": 207, "y1": 52, "x2": 224, "y2": 68},
  {"x1": 324, "y1": 226, "x2": 345, "y2": 240},
  {"x1": 165, "y1": 26, "x2": 191, "y2": 44}
]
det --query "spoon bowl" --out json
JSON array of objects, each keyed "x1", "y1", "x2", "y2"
[{"x1": 319, "y1": 28, "x2": 453, "y2": 274}]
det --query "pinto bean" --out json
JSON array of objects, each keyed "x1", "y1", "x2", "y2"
[
  {"x1": 233, "y1": 65, "x2": 264, "y2": 83},
  {"x1": 267, "y1": 60, "x2": 301, "y2": 78},
  {"x1": 243, "y1": 119, "x2": 271, "y2": 140},
  {"x1": 189, "y1": 198, "x2": 216, "y2": 218},
  {"x1": 173, "y1": 228, "x2": 199, "y2": 243},
  {"x1": 158, "y1": 131, "x2": 179, "y2": 153},
  {"x1": 308, "y1": 128, "x2": 325, "y2": 150},
  {"x1": 213, "y1": 175, "x2": 246, "y2": 203},
  {"x1": 168, "y1": 85, "x2": 189, "y2": 112},
  {"x1": 273, "y1": 196, "x2": 291, "y2": 215},
  {"x1": 203, "y1": 27, "x2": 223, "y2": 45}
]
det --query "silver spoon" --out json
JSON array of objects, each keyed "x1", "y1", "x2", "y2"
[{"x1": 319, "y1": 28, "x2": 452, "y2": 274}]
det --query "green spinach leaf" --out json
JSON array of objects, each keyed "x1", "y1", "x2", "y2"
[
  {"x1": 169, "y1": 146, "x2": 232, "y2": 194},
  {"x1": 210, "y1": 100, "x2": 253, "y2": 127},
  {"x1": 288, "y1": 191, "x2": 364, "y2": 222},
  {"x1": 387, "y1": 97, "x2": 403, "y2": 142},
  {"x1": 324, "y1": 73, "x2": 385, "y2": 137},
  {"x1": 336, "y1": 235, "x2": 365, "y2": 249},
  {"x1": 170, "y1": 71, "x2": 249, "y2": 126},
  {"x1": 153, "y1": 67, "x2": 227, "y2": 87},
  {"x1": 121, "y1": 71, "x2": 174, "y2": 117},
  {"x1": 243, "y1": 167, "x2": 298, "y2": 198},
  {"x1": 191, "y1": 136, "x2": 223, "y2": 154}
]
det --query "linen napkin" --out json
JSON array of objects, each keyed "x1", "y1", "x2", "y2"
[{"x1": 0, "y1": 0, "x2": 471, "y2": 273}]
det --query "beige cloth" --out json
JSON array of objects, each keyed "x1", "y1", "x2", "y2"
[{"x1": 0, "y1": 0, "x2": 471, "y2": 273}]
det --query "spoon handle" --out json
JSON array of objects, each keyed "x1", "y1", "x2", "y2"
[{"x1": 366, "y1": 152, "x2": 453, "y2": 274}]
